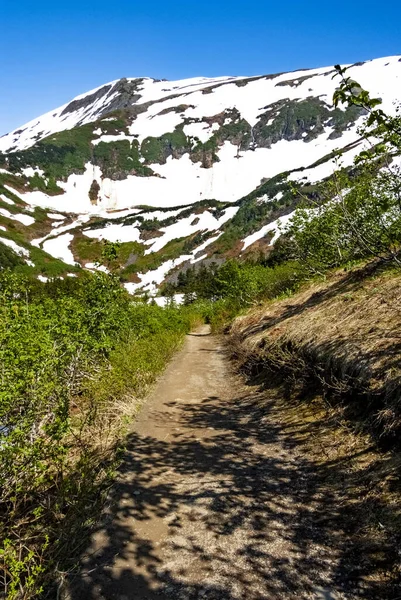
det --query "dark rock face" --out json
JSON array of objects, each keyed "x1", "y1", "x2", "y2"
[
  {"x1": 88, "y1": 179, "x2": 100, "y2": 205},
  {"x1": 60, "y1": 84, "x2": 114, "y2": 117},
  {"x1": 98, "y1": 79, "x2": 145, "y2": 115},
  {"x1": 60, "y1": 78, "x2": 145, "y2": 120}
]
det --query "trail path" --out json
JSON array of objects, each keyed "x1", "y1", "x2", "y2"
[{"x1": 67, "y1": 326, "x2": 346, "y2": 600}]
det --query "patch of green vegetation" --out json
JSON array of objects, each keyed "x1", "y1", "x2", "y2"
[
  {"x1": 41, "y1": 123, "x2": 98, "y2": 151},
  {"x1": 97, "y1": 111, "x2": 129, "y2": 135},
  {"x1": 71, "y1": 235, "x2": 104, "y2": 264},
  {"x1": 0, "y1": 171, "x2": 28, "y2": 204},
  {"x1": 1, "y1": 124, "x2": 94, "y2": 181},
  {"x1": 93, "y1": 139, "x2": 153, "y2": 178},
  {"x1": 0, "y1": 223, "x2": 76, "y2": 277},
  {"x1": 255, "y1": 98, "x2": 328, "y2": 145},
  {"x1": 83, "y1": 210, "x2": 142, "y2": 231},
  {"x1": 182, "y1": 231, "x2": 212, "y2": 253},
  {"x1": 238, "y1": 172, "x2": 290, "y2": 205},
  {"x1": 0, "y1": 201, "x2": 57, "y2": 244},
  {"x1": 0, "y1": 198, "x2": 21, "y2": 215},
  {"x1": 71, "y1": 235, "x2": 146, "y2": 272},
  {"x1": 141, "y1": 126, "x2": 190, "y2": 164},
  {"x1": 0, "y1": 271, "x2": 202, "y2": 598},
  {"x1": 28, "y1": 172, "x2": 64, "y2": 195},
  {"x1": 328, "y1": 104, "x2": 365, "y2": 137},
  {"x1": 138, "y1": 217, "x2": 162, "y2": 231},
  {"x1": 0, "y1": 241, "x2": 25, "y2": 270},
  {"x1": 0, "y1": 221, "x2": 32, "y2": 247},
  {"x1": 190, "y1": 109, "x2": 251, "y2": 165},
  {"x1": 254, "y1": 98, "x2": 364, "y2": 147},
  {"x1": 0, "y1": 216, "x2": 15, "y2": 234},
  {"x1": 190, "y1": 135, "x2": 219, "y2": 156},
  {"x1": 117, "y1": 241, "x2": 145, "y2": 265},
  {"x1": 157, "y1": 104, "x2": 195, "y2": 115},
  {"x1": 17, "y1": 247, "x2": 72, "y2": 277},
  {"x1": 32, "y1": 206, "x2": 50, "y2": 223},
  {"x1": 275, "y1": 73, "x2": 316, "y2": 88},
  {"x1": 210, "y1": 175, "x2": 292, "y2": 253}
]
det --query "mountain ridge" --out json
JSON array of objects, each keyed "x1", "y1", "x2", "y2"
[{"x1": 0, "y1": 55, "x2": 400, "y2": 294}]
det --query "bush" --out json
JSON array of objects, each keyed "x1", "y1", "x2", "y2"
[
  {"x1": 281, "y1": 65, "x2": 401, "y2": 275},
  {"x1": 0, "y1": 272, "x2": 198, "y2": 598}
]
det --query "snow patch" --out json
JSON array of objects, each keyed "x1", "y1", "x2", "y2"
[
  {"x1": 14, "y1": 213, "x2": 35, "y2": 226},
  {"x1": 0, "y1": 194, "x2": 15, "y2": 205},
  {"x1": 151, "y1": 294, "x2": 185, "y2": 306},
  {"x1": 183, "y1": 122, "x2": 219, "y2": 144},
  {"x1": 48, "y1": 213, "x2": 66, "y2": 220},
  {"x1": 83, "y1": 222, "x2": 141, "y2": 243},
  {"x1": 42, "y1": 233, "x2": 75, "y2": 265},
  {"x1": 91, "y1": 133, "x2": 136, "y2": 146},
  {"x1": 85, "y1": 262, "x2": 109, "y2": 273},
  {"x1": 242, "y1": 211, "x2": 297, "y2": 250},
  {"x1": 0, "y1": 237, "x2": 30, "y2": 256},
  {"x1": 21, "y1": 167, "x2": 45, "y2": 178},
  {"x1": 127, "y1": 254, "x2": 192, "y2": 294}
]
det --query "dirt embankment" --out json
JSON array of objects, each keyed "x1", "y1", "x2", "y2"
[
  {"x1": 228, "y1": 263, "x2": 401, "y2": 597},
  {"x1": 230, "y1": 264, "x2": 401, "y2": 441}
]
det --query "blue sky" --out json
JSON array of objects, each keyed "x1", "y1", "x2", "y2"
[{"x1": 1, "y1": 0, "x2": 400, "y2": 135}]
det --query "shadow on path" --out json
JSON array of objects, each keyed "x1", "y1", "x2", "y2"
[{"x1": 65, "y1": 334, "x2": 399, "y2": 600}]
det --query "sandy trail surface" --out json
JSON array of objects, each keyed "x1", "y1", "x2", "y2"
[{"x1": 66, "y1": 326, "x2": 346, "y2": 600}]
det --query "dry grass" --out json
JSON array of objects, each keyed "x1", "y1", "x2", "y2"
[
  {"x1": 262, "y1": 383, "x2": 401, "y2": 598},
  {"x1": 231, "y1": 263, "x2": 401, "y2": 439},
  {"x1": 227, "y1": 264, "x2": 401, "y2": 595}
]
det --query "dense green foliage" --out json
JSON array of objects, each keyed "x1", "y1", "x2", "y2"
[
  {"x1": 0, "y1": 242, "x2": 25, "y2": 270},
  {"x1": 93, "y1": 139, "x2": 153, "y2": 178},
  {"x1": 161, "y1": 259, "x2": 305, "y2": 333},
  {"x1": 141, "y1": 126, "x2": 190, "y2": 164},
  {"x1": 275, "y1": 67, "x2": 401, "y2": 273},
  {"x1": 280, "y1": 164, "x2": 401, "y2": 273},
  {"x1": 253, "y1": 97, "x2": 363, "y2": 146},
  {"x1": 0, "y1": 113, "x2": 152, "y2": 185},
  {"x1": 0, "y1": 272, "x2": 201, "y2": 598}
]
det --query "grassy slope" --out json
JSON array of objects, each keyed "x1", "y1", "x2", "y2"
[
  {"x1": 227, "y1": 263, "x2": 401, "y2": 595},
  {"x1": 230, "y1": 263, "x2": 401, "y2": 439}
]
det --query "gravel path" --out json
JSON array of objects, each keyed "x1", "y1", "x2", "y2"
[{"x1": 66, "y1": 326, "x2": 351, "y2": 600}]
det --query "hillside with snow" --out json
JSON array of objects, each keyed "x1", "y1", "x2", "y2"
[{"x1": 0, "y1": 55, "x2": 400, "y2": 293}]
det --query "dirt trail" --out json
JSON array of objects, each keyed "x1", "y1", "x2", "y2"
[{"x1": 66, "y1": 326, "x2": 352, "y2": 600}]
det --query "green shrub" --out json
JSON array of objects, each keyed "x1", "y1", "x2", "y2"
[{"x1": 0, "y1": 272, "x2": 198, "y2": 598}]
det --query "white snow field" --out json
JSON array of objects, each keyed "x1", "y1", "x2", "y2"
[
  {"x1": 1, "y1": 56, "x2": 401, "y2": 289},
  {"x1": 242, "y1": 211, "x2": 297, "y2": 250},
  {"x1": 1, "y1": 56, "x2": 400, "y2": 214}
]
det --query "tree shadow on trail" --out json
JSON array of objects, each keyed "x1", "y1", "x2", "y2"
[{"x1": 65, "y1": 382, "x2": 400, "y2": 600}]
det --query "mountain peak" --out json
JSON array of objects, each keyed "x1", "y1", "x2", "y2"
[{"x1": 0, "y1": 55, "x2": 400, "y2": 293}]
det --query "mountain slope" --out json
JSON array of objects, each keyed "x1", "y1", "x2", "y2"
[{"x1": 0, "y1": 55, "x2": 400, "y2": 292}]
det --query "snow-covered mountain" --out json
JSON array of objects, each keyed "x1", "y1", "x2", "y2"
[{"x1": 0, "y1": 55, "x2": 400, "y2": 293}]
